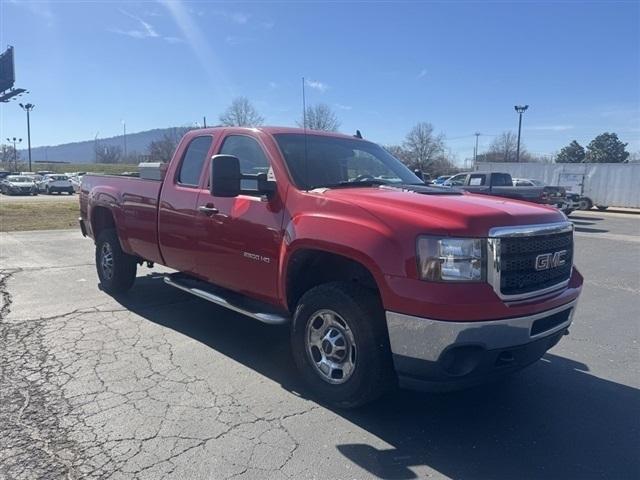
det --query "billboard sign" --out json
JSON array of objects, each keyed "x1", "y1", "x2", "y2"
[{"x1": 0, "y1": 46, "x2": 16, "y2": 92}]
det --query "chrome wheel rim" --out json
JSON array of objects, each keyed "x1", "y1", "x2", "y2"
[
  {"x1": 100, "y1": 242, "x2": 114, "y2": 280},
  {"x1": 305, "y1": 309, "x2": 357, "y2": 384}
]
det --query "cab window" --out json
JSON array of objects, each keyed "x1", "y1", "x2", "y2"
[
  {"x1": 219, "y1": 135, "x2": 270, "y2": 176},
  {"x1": 447, "y1": 174, "x2": 467, "y2": 186},
  {"x1": 219, "y1": 135, "x2": 270, "y2": 192},
  {"x1": 177, "y1": 136, "x2": 213, "y2": 186}
]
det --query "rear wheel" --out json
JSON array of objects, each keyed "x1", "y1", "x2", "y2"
[
  {"x1": 578, "y1": 198, "x2": 593, "y2": 210},
  {"x1": 291, "y1": 282, "x2": 394, "y2": 408},
  {"x1": 95, "y1": 229, "x2": 137, "y2": 294}
]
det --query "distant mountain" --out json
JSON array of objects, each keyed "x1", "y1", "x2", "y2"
[{"x1": 20, "y1": 127, "x2": 187, "y2": 164}]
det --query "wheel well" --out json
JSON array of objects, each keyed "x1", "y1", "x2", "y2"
[
  {"x1": 91, "y1": 206, "x2": 115, "y2": 239},
  {"x1": 285, "y1": 249, "x2": 380, "y2": 312}
]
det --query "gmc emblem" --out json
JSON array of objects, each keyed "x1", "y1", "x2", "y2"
[{"x1": 535, "y1": 250, "x2": 567, "y2": 271}]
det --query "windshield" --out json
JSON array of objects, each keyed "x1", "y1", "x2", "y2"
[
  {"x1": 6, "y1": 176, "x2": 32, "y2": 183},
  {"x1": 274, "y1": 133, "x2": 423, "y2": 189},
  {"x1": 48, "y1": 175, "x2": 68, "y2": 181}
]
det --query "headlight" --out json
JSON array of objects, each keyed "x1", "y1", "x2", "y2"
[{"x1": 417, "y1": 237, "x2": 485, "y2": 281}]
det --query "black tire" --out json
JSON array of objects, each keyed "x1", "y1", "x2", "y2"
[
  {"x1": 95, "y1": 228, "x2": 137, "y2": 294},
  {"x1": 596, "y1": 205, "x2": 608, "y2": 211},
  {"x1": 291, "y1": 282, "x2": 394, "y2": 408},
  {"x1": 578, "y1": 198, "x2": 593, "y2": 211}
]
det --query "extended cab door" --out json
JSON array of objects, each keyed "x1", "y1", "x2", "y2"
[
  {"x1": 192, "y1": 132, "x2": 286, "y2": 305},
  {"x1": 158, "y1": 134, "x2": 216, "y2": 274}
]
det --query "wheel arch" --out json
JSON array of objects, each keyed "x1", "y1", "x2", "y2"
[{"x1": 284, "y1": 247, "x2": 383, "y2": 313}]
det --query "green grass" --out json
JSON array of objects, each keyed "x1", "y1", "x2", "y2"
[
  {"x1": 0, "y1": 199, "x2": 79, "y2": 232},
  {"x1": 34, "y1": 163, "x2": 139, "y2": 175}
]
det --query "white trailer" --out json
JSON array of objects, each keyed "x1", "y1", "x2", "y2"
[{"x1": 473, "y1": 162, "x2": 640, "y2": 210}]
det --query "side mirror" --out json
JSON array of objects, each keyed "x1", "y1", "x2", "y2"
[{"x1": 210, "y1": 155, "x2": 241, "y2": 197}]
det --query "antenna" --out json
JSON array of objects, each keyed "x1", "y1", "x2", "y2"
[{"x1": 302, "y1": 77, "x2": 309, "y2": 190}]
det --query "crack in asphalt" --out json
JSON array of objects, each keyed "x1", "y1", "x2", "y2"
[{"x1": 0, "y1": 268, "x2": 317, "y2": 479}]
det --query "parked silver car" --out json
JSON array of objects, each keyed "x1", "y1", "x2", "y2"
[{"x1": 38, "y1": 174, "x2": 75, "y2": 195}]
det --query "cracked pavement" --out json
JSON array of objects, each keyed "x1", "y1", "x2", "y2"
[{"x1": 1, "y1": 214, "x2": 639, "y2": 479}]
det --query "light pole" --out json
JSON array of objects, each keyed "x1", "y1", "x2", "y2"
[
  {"x1": 6, "y1": 137, "x2": 23, "y2": 171},
  {"x1": 19, "y1": 103, "x2": 35, "y2": 172},
  {"x1": 474, "y1": 132, "x2": 481, "y2": 164},
  {"x1": 94, "y1": 131, "x2": 100, "y2": 163},
  {"x1": 514, "y1": 105, "x2": 529, "y2": 162}
]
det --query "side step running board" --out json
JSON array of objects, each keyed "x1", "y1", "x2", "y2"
[{"x1": 164, "y1": 274, "x2": 289, "y2": 325}]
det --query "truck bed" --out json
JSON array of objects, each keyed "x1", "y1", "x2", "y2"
[{"x1": 80, "y1": 174, "x2": 164, "y2": 263}]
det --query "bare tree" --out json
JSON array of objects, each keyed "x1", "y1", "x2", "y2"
[
  {"x1": 403, "y1": 122, "x2": 445, "y2": 171},
  {"x1": 297, "y1": 103, "x2": 341, "y2": 131},
  {"x1": 384, "y1": 145, "x2": 412, "y2": 165},
  {"x1": 96, "y1": 145, "x2": 122, "y2": 164},
  {"x1": 482, "y1": 131, "x2": 531, "y2": 162},
  {"x1": 219, "y1": 97, "x2": 264, "y2": 127},
  {"x1": 147, "y1": 128, "x2": 188, "y2": 163},
  {"x1": 0, "y1": 144, "x2": 20, "y2": 170}
]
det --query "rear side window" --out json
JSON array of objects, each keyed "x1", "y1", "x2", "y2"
[
  {"x1": 468, "y1": 174, "x2": 486, "y2": 186},
  {"x1": 178, "y1": 136, "x2": 213, "y2": 186},
  {"x1": 492, "y1": 173, "x2": 512, "y2": 187}
]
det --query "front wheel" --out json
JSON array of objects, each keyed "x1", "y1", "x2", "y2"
[
  {"x1": 291, "y1": 282, "x2": 394, "y2": 408},
  {"x1": 95, "y1": 229, "x2": 137, "y2": 294}
]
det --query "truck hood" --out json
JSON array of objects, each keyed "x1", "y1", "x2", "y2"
[{"x1": 322, "y1": 186, "x2": 566, "y2": 237}]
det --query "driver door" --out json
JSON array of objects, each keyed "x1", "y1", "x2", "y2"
[{"x1": 192, "y1": 133, "x2": 285, "y2": 305}]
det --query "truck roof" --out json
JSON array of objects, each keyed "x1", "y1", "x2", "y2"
[{"x1": 189, "y1": 126, "x2": 366, "y2": 141}]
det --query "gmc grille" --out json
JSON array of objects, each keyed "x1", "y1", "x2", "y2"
[{"x1": 499, "y1": 231, "x2": 573, "y2": 296}]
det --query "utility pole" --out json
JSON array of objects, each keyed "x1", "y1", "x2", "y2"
[
  {"x1": 19, "y1": 103, "x2": 35, "y2": 171},
  {"x1": 474, "y1": 132, "x2": 481, "y2": 164},
  {"x1": 122, "y1": 120, "x2": 127, "y2": 159},
  {"x1": 514, "y1": 105, "x2": 529, "y2": 162},
  {"x1": 94, "y1": 131, "x2": 100, "y2": 163}
]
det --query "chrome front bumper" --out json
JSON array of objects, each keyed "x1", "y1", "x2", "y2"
[{"x1": 385, "y1": 299, "x2": 577, "y2": 390}]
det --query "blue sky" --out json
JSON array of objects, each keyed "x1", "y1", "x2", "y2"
[{"x1": 1, "y1": 0, "x2": 639, "y2": 163}]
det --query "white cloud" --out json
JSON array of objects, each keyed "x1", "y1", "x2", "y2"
[
  {"x1": 417, "y1": 68, "x2": 428, "y2": 79},
  {"x1": 164, "y1": 36, "x2": 184, "y2": 44},
  {"x1": 113, "y1": 9, "x2": 159, "y2": 39},
  {"x1": 305, "y1": 79, "x2": 328, "y2": 92},
  {"x1": 335, "y1": 103, "x2": 352, "y2": 110}
]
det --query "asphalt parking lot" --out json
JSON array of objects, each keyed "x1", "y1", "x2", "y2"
[{"x1": 1, "y1": 210, "x2": 638, "y2": 479}]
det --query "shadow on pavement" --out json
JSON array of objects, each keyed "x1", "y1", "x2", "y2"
[
  {"x1": 574, "y1": 226, "x2": 609, "y2": 234},
  {"x1": 113, "y1": 274, "x2": 640, "y2": 480},
  {"x1": 569, "y1": 215, "x2": 604, "y2": 222}
]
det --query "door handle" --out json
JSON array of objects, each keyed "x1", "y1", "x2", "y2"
[{"x1": 198, "y1": 205, "x2": 219, "y2": 215}]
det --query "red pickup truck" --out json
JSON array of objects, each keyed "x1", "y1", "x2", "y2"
[{"x1": 80, "y1": 127, "x2": 582, "y2": 407}]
